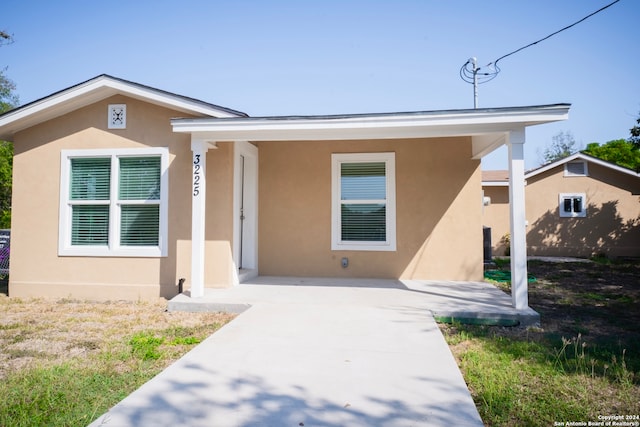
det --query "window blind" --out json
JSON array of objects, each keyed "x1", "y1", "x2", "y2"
[
  {"x1": 340, "y1": 162, "x2": 387, "y2": 242},
  {"x1": 119, "y1": 157, "x2": 161, "y2": 200},
  {"x1": 341, "y1": 162, "x2": 386, "y2": 200},
  {"x1": 69, "y1": 158, "x2": 111, "y2": 245},
  {"x1": 71, "y1": 205, "x2": 109, "y2": 245},
  {"x1": 120, "y1": 205, "x2": 160, "y2": 246},
  {"x1": 118, "y1": 156, "x2": 161, "y2": 246},
  {"x1": 341, "y1": 203, "x2": 386, "y2": 241},
  {"x1": 70, "y1": 158, "x2": 111, "y2": 200}
]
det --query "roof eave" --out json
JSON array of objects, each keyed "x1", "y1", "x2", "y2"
[
  {"x1": 172, "y1": 104, "x2": 571, "y2": 147},
  {"x1": 526, "y1": 152, "x2": 640, "y2": 179},
  {"x1": 0, "y1": 74, "x2": 247, "y2": 140}
]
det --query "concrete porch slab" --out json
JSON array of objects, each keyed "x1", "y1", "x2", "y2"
[{"x1": 168, "y1": 277, "x2": 540, "y2": 327}]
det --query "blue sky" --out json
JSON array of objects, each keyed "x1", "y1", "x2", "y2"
[{"x1": 3, "y1": 0, "x2": 638, "y2": 170}]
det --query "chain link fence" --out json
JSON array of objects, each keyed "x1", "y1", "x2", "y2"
[{"x1": 0, "y1": 229, "x2": 9, "y2": 276}]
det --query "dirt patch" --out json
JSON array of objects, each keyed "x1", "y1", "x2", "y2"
[
  {"x1": 472, "y1": 259, "x2": 640, "y2": 363},
  {"x1": 526, "y1": 260, "x2": 640, "y2": 346},
  {"x1": 0, "y1": 296, "x2": 236, "y2": 379}
]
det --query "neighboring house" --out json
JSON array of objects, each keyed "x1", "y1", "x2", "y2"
[
  {"x1": 0, "y1": 75, "x2": 569, "y2": 309},
  {"x1": 483, "y1": 152, "x2": 640, "y2": 258}
]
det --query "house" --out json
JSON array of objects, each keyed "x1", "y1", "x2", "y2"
[
  {"x1": 483, "y1": 152, "x2": 640, "y2": 258},
  {"x1": 0, "y1": 75, "x2": 570, "y2": 310}
]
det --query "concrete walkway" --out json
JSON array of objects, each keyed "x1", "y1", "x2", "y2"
[{"x1": 88, "y1": 278, "x2": 532, "y2": 426}]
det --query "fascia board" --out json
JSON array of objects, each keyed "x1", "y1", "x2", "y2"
[
  {"x1": 102, "y1": 79, "x2": 241, "y2": 118},
  {"x1": 577, "y1": 153, "x2": 640, "y2": 177},
  {"x1": 525, "y1": 152, "x2": 582, "y2": 178},
  {"x1": 526, "y1": 152, "x2": 640, "y2": 179},
  {"x1": 172, "y1": 106, "x2": 570, "y2": 142},
  {"x1": 173, "y1": 105, "x2": 569, "y2": 131},
  {"x1": 0, "y1": 76, "x2": 241, "y2": 139},
  {"x1": 174, "y1": 124, "x2": 511, "y2": 142}
]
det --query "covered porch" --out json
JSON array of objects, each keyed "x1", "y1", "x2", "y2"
[{"x1": 172, "y1": 104, "x2": 570, "y2": 313}]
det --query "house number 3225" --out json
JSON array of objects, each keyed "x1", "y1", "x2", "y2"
[{"x1": 193, "y1": 154, "x2": 201, "y2": 196}]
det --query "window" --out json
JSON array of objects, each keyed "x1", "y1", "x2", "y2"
[
  {"x1": 564, "y1": 161, "x2": 588, "y2": 177},
  {"x1": 559, "y1": 193, "x2": 586, "y2": 218},
  {"x1": 331, "y1": 153, "x2": 396, "y2": 251},
  {"x1": 59, "y1": 148, "x2": 168, "y2": 256}
]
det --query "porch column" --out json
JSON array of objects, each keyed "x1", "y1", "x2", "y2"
[
  {"x1": 190, "y1": 139, "x2": 215, "y2": 298},
  {"x1": 507, "y1": 129, "x2": 529, "y2": 310}
]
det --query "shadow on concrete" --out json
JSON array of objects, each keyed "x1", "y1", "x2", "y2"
[{"x1": 90, "y1": 358, "x2": 482, "y2": 427}]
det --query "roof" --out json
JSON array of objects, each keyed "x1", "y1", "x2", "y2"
[
  {"x1": 173, "y1": 104, "x2": 571, "y2": 159},
  {"x1": 0, "y1": 74, "x2": 248, "y2": 140},
  {"x1": 481, "y1": 170, "x2": 510, "y2": 186},
  {"x1": 482, "y1": 152, "x2": 640, "y2": 186},
  {"x1": 526, "y1": 152, "x2": 640, "y2": 179}
]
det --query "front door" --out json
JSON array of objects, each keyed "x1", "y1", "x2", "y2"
[{"x1": 234, "y1": 141, "x2": 258, "y2": 282}]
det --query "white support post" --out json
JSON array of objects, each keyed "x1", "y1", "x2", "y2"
[
  {"x1": 508, "y1": 129, "x2": 529, "y2": 310},
  {"x1": 190, "y1": 139, "x2": 213, "y2": 298}
]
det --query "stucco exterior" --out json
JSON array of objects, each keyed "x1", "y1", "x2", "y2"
[
  {"x1": 0, "y1": 75, "x2": 571, "y2": 303},
  {"x1": 257, "y1": 137, "x2": 483, "y2": 281},
  {"x1": 483, "y1": 155, "x2": 640, "y2": 258},
  {"x1": 482, "y1": 185, "x2": 510, "y2": 255},
  {"x1": 10, "y1": 95, "x2": 235, "y2": 300},
  {"x1": 8, "y1": 95, "x2": 484, "y2": 300}
]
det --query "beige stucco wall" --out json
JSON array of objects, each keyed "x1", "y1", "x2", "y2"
[
  {"x1": 10, "y1": 95, "x2": 234, "y2": 301},
  {"x1": 257, "y1": 138, "x2": 484, "y2": 281},
  {"x1": 10, "y1": 96, "x2": 490, "y2": 300},
  {"x1": 525, "y1": 163, "x2": 640, "y2": 257},
  {"x1": 482, "y1": 162, "x2": 640, "y2": 258},
  {"x1": 482, "y1": 186, "x2": 510, "y2": 256}
]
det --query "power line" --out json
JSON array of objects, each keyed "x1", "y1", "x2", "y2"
[
  {"x1": 491, "y1": 0, "x2": 620, "y2": 67},
  {"x1": 460, "y1": 0, "x2": 621, "y2": 107}
]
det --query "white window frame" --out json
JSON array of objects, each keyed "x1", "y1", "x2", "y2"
[
  {"x1": 331, "y1": 152, "x2": 396, "y2": 251},
  {"x1": 559, "y1": 193, "x2": 586, "y2": 218},
  {"x1": 564, "y1": 160, "x2": 588, "y2": 177},
  {"x1": 59, "y1": 147, "x2": 169, "y2": 257}
]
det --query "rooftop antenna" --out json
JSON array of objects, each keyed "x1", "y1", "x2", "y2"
[{"x1": 459, "y1": 57, "x2": 498, "y2": 109}]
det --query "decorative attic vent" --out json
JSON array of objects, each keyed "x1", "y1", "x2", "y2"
[
  {"x1": 564, "y1": 160, "x2": 587, "y2": 177},
  {"x1": 108, "y1": 104, "x2": 126, "y2": 129}
]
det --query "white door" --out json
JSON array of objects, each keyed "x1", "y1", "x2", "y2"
[{"x1": 234, "y1": 141, "x2": 258, "y2": 282}]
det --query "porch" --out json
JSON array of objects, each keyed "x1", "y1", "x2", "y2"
[
  {"x1": 168, "y1": 276, "x2": 540, "y2": 326},
  {"x1": 175, "y1": 105, "x2": 571, "y2": 313}
]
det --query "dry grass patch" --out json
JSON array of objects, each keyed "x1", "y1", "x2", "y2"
[{"x1": 0, "y1": 295, "x2": 235, "y2": 426}]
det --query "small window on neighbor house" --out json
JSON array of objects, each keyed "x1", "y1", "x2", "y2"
[
  {"x1": 331, "y1": 152, "x2": 396, "y2": 251},
  {"x1": 559, "y1": 193, "x2": 586, "y2": 218},
  {"x1": 564, "y1": 161, "x2": 587, "y2": 177}
]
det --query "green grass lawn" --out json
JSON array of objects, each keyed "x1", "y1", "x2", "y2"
[
  {"x1": 442, "y1": 325, "x2": 638, "y2": 426},
  {"x1": 441, "y1": 259, "x2": 640, "y2": 426}
]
